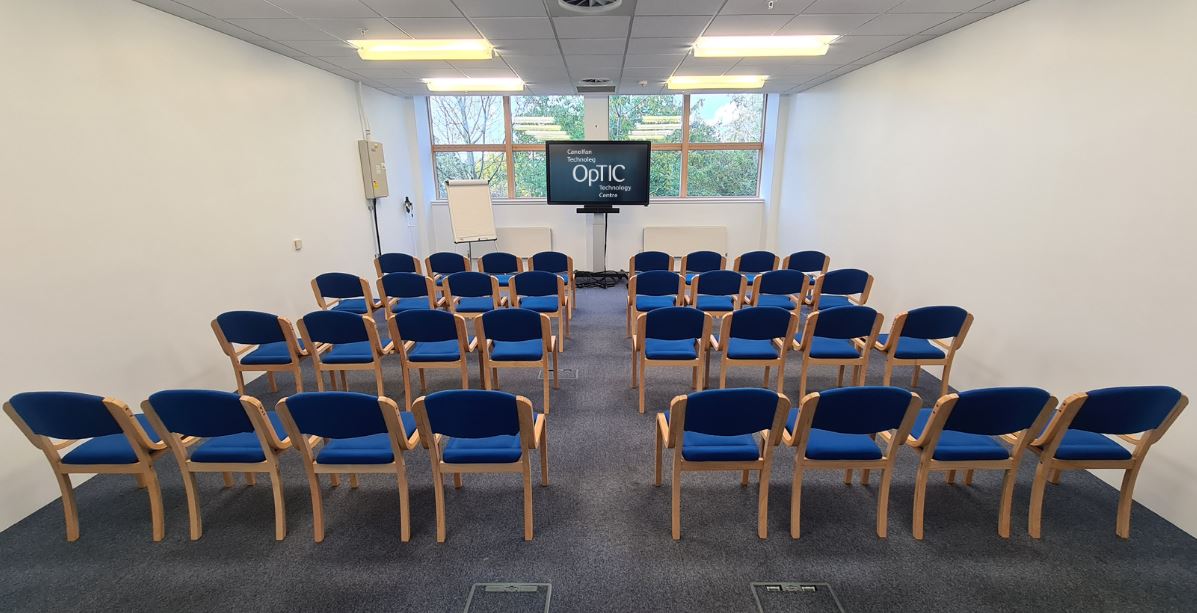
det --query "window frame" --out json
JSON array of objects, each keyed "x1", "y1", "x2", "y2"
[{"x1": 427, "y1": 94, "x2": 766, "y2": 200}]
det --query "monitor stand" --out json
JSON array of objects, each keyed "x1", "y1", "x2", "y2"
[{"x1": 579, "y1": 207, "x2": 618, "y2": 272}]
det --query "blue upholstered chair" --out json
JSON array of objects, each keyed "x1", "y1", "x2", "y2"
[
  {"x1": 375, "y1": 252, "x2": 422, "y2": 277},
  {"x1": 479, "y1": 251, "x2": 523, "y2": 296},
  {"x1": 389, "y1": 309, "x2": 475, "y2": 410},
  {"x1": 511, "y1": 270, "x2": 569, "y2": 349},
  {"x1": 377, "y1": 272, "x2": 438, "y2": 315},
  {"x1": 898, "y1": 387, "x2": 1056, "y2": 539},
  {"x1": 212, "y1": 310, "x2": 306, "y2": 394},
  {"x1": 530, "y1": 251, "x2": 575, "y2": 317},
  {"x1": 275, "y1": 392, "x2": 419, "y2": 543},
  {"x1": 782, "y1": 386, "x2": 922, "y2": 538},
  {"x1": 298, "y1": 310, "x2": 393, "y2": 395},
  {"x1": 141, "y1": 390, "x2": 294, "y2": 541},
  {"x1": 4, "y1": 392, "x2": 168, "y2": 541},
  {"x1": 791, "y1": 305, "x2": 884, "y2": 400},
  {"x1": 680, "y1": 250, "x2": 726, "y2": 288},
  {"x1": 426, "y1": 251, "x2": 470, "y2": 299},
  {"x1": 1022, "y1": 386, "x2": 1187, "y2": 539},
  {"x1": 630, "y1": 250, "x2": 673, "y2": 273},
  {"x1": 733, "y1": 250, "x2": 779, "y2": 285},
  {"x1": 783, "y1": 250, "x2": 830, "y2": 280},
  {"x1": 712, "y1": 307, "x2": 799, "y2": 392},
  {"x1": 809, "y1": 268, "x2": 873, "y2": 310},
  {"x1": 312, "y1": 272, "x2": 384, "y2": 316},
  {"x1": 749, "y1": 269, "x2": 810, "y2": 311},
  {"x1": 626, "y1": 270, "x2": 685, "y2": 337},
  {"x1": 874, "y1": 306, "x2": 974, "y2": 396},
  {"x1": 475, "y1": 308, "x2": 558, "y2": 413},
  {"x1": 445, "y1": 271, "x2": 506, "y2": 321},
  {"x1": 653, "y1": 388, "x2": 790, "y2": 540},
  {"x1": 686, "y1": 270, "x2": 746, "y2": 314},
  {"x1": 632, "y1": 306, "x2": 713, "y2": 414},
  {"x1": 411, "y1": 390, "x2": 548, "y2": 542}
]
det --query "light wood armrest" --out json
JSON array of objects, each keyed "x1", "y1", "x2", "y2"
[
  {"x1": 708, "y1": 334, "x2": 720, "y2": 351},
  {"x1": 534, "y1": 414, "x2": 547, "y2": 448},
  {"x1": 656, "y1": 412, "x2": 672, "y2": 448},
  {"x1": 467, "y1": 338, "x2": 478, "y2": 352}
]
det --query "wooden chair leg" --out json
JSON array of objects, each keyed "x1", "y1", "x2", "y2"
[
  {"x1": 315, "y1": 368, "x2": 326, "y2": 392},
  {"x1": 403, "y1": 367, "x2": 413, "y2": 411},
  {"x1": 349, "y1": 473, "x2": 359, "y2": 489},
  {"x1": 654, "y1": 423, "x2": 664, "y2": 486},
  {"x1": 339, "y1": 370, "x2": 347, "y2": 390},
  {"x1": 433, "y1": 466, "x2": 447, "y2": 543},
  {"x1": 671, "y1": 455, "x2": 682, "y2": 540},
  {"x1": 940, "y1": 361, "x2": 953, "y2": 396},
  {"x1": 419, "y1": 368, "x2": 427, "y2": 394},
  {"x1": 492, "y1": 368, "x2": 499, "y2": 389},
  {"x1": 882, "y1": 361, "x2": 893, "y2": 387},
  {"x1": 305, "y1": 467, "x2": 326, "y2": 543},
  {"x1": 267, "y1": 372, "x2": 278, "y2": 392},
  {"x1": 998, "y1": 467, "x2": 1017, "y2": 539},
  {"x1": 876, "y1": 467, "x2": 892, "y2": 539},
  {"x1": 638, "y1": 358, "x2": 648, "y2": 414},
  {"x1": 135, "y1": 472, "x2": 147, "y2": 488},
  {"x1": 222, "y1": 472, "x2": 234, "y2": 488},
  {"x1": 964, "y1": 469, "x2": 975, "y2": 486},
  {"x1": 552, "y1": 348, "x2": 560, "y2": 390},
  {"x1": 522, "y1": 457, "x2": 534, "y2": 541},
  {"x1": 453, "y1": 473, "x2": 463, "y2": 489},
  {"x1": 245, "y1": 472, "x2": 256, "y2": 486},
  {"x1": 843, "y1": 469, "x2": 852, "y2": 485},
  {"x1": 1116, "y1": 465, "x2": 1142, "y2": 539},
  {"x1": 861, "y1": 469, "x2": 871, "y2": 486},
  {"x1": 912, "y1": 367, "x2": 921, "y2": 386},
  {"x1": 798, "y1": 361, "x2": 809, "y2": 401},
  {"x1": 913, "y1": 463, "x2": 930, "y2": 540},
  {"x1": 293, "y1": 366, "x2": 304, "y2": 392},
  {"x1": 719, "y1": 360, "x2": 728, "y2": 390},
  {"x1": 946, "y1": 470, "x2": 957, "y2": 485},
  {"x1": 270, "y1": 468, "x2": 286, "y2": 541},
  {"x1": 1049, "y1": 468, "x2": 1062, "y2": 484},
  {"x1": 692, "y1": 365, "x2": 699, "y2": 390},
  {"x1": 144, "y1": 469, "x2": 165, "y2": 542},
  {"x1": 234, "y1": 370, "x2": 247, "y2": 395},
  {"x1": 1028, "y1": 462, "x2": 1051, "y2": 539},
  {"x1": 179, "y1": 470, "x2": 203, "y2": 540},
  {"x1": 762, "y1": 366, "x2": 771, "y2": 388},
  {"x1": 790, "y1": 465, "x2": 805, "y2": 539},
  {"x1": 460, "y1": 363, "x2": 469, "y2": 389},
  {"x1": 758, "y1": 461, "x2": 773, "y2": 540},
  {"x1": 53, "y1": 472, "x2": 80, "y2": 542},
  {"x1": 395, "y1": 467, "x2": 411, "y2": 543},
  {"x1": 374, "y1": 364, "x2": 385, "y2": 396},
  {"x1": 741, "y1": 469, "x2": 750, "y2": 487},
  {"x1": 775, "y1": 360, "x2": 787, "y2": 394},
  {"x1": 330, "y1": 472, "x2": 341, "y2": 487},
  {"x1": 539, "y1": 426, "x2": 549, "y2": 486},
  {"x1": 631, "y1": 346, "x2": 638, "y2": 389},
  {"x1": 836, "y1": 365, "x2": 845, "y2": 386}
]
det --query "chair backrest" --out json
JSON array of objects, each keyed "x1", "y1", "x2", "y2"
[
  {"x1": 677, "y1": 388, "x2": 787, "y2": 439},
  {"x1": 784, "y1": 250, "x2": 829, "y2": 273},
  {"x1": 480, "y1": 308, "x2": 544, "y2": 343},
  {"x1": 645, "y1": 306, "x2": 708, "y2": 340},
  {"x1": 393, "y1": 309, "x2": 460, "y2": 343},
  {"x1": 694, "y1": 270, "x2": 743, "y2": 296},
  {"x1": 427, "y1": 251, "x2": 469, "y2": 275},
  {"x1": 735, "y1": 250, "x2": 778, "y2": 273},
  {"x1": 145, "y1": 390, "x2": 257, "y2": 439},
  {"x1": 755, "y1": 269, "x2": 808, "y2": 296},
  {"x1": 314, "y1": 272, "x2": 367, "y2": 299},
  {"x1": 511, "y1": 270, "x2": 560, "y2": 298},
  {"x1": 808, "y1": 305, "x2": 881, "y2": 340},
  {"x1": 446, "y1": 271, "x2": 496, "y2": 298},
  {"x1": 807, "y1": 387, "x2": 918, "y2": 434},
  {"x1": 278, "y1": 392, "x2": 391, "y2": 439},
  {"x1": 481, "y1": 252, "x2": 520, "y2": 274},
  {"x1": 378, "y1": 272, "x2": 432, "y2": 299},
  {"x1": 300, "y1": 311, "x2": 371, "y2": 344},
  {"x1": 6, "y1": 391, "x2": 127, "y2": 440},
  {"x1": 1065, "y1": 386, "x2": 1185, "y2": 435},
  {"x1": 682, "y1": 250, "x2": 724, "y2": 273},
  {"x1": 633, "y1": 270, "x2": 682, "y2": 297},
  {"x1": 939, "y1": 387, "x2": 1055, "y2": 436},
  {"x1": 530, "y1": 251, "x2": 570, "y2": 274},
  {"x1": 376, "y1": 253, "x2": 420, "y2": 276},
  {"x1": 416, "y1": 390, "x2": 531, "y2": 449},
  {"x1": 632, "y1": 251, "x2": 672, "y2": 272},
  {"x1": 818, "y1": 268, "x2": 871, "y2": 296},
  {"x1": 214, "y1": 311, "x2": 288, "y2": 345},
  {"x1": 896, "y1": 306, "x2": 971, "y2": 340},
  {"x1": 728, "y1": 306, "x2": 795, "y2": 341}
]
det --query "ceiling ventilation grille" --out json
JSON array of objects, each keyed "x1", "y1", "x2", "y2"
[
  {"x1": 576, "y1": 77, "x2": 615, "y2": 93},
  {"x1": 558, "y1": 0, "x2": 623, "y2": 13}
]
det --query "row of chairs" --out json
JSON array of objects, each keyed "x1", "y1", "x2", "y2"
[
  {"x1": 630, "y1": 249, "x2": 831, "y2": 285},
  {"x1": 4, "y1": 389, "x2": 548, "y2": 543},
  {"x1": 654, "y1": 385, "x2": 1188, "y2": 541}
]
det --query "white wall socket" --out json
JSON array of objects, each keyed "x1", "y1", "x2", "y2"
[{"x1": 293, "y1": 238, "x2": 302, "y2": 251}]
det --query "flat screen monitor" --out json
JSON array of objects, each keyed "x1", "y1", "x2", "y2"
[{"x1": 545, "y1": 140, "x2": 650, "y2": 208}]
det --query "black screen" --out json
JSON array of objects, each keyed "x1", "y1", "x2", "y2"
[{"x1": 545, "y1": 141, "x2": 650, "y2": 206}]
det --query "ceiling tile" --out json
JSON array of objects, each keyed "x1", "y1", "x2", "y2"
[
  {"x1": 629, "y1": 15, "x2": 712, "y2": 38},
  {"x1": 135, "y1": 0, "x2": 213, "y2": 20},
  {"x1": 503, "y1": 55, "x2": 568, "y2": 70},
  {"x1": 776, "y1": 13, "x2": 875, "y2": 35},
  {"x1": 620, "y1": 66, "x2": 673, "y2": 79},
  {"x1": 673, "y1": 57, "x2": 741, "y2": 75},
  {"x1": 360, "y1": 0, "x2": 463, "y2": 17},
  {"x1": 626, "y1": 37, "x2": 693, "y2": 53},
  {"x1": 453, "y1": 0, "x2": 548, "y2": 17},
  {"x1": 225, "y1": 18, "x2": 337, "y2": 40},
  {"x1": 265, "y1": 0, "x2": 378, "y2": 18},
  {"x1": 726, "y1": 62, "x2": 837, "y2": 78},
  {"x1": 635, "y1": 0, "x2": 724, "y2": 15},
  {"x1": 560, "y1": 38, "x2": 628, "y2": 54},
  {"x1": 974, "y1": 0, "x2": 1028, "y2": 11},
  {"x1": 473, "y1": 17, "x2": 557, "y2": 40},
  {"x1": 491, "y1": 38, "x2": 562, "y2": 55},
  {"x1": 552, "y1": 16, "x2": 631, "y2": 38},
  {"x1": 564, "y1": 55, "x2": 624, "y2": 73},
  {"x1": 387, "y1": 17, "x2": 481, "y2": 38},
  {"x1": 193, "y1": 18, "x2": 267, "y2": 41},
  {"x1": 623, "y1": 53, "x2": 687, "y2": 68},
  {"x1": 875, "y1": 33, "x2": 933, "y2": 53},
  {"x1": 718, "y1": 0, "x2": 816, "y2": 15},
  {"x1": 175, "y1": 0, "x2": 290, "y2": 18},
  {"x1": 853, "y1": 13, "x2": 953, "y2": 35},
  {"x1": 446, "y1": 57, "x2": 512, "y2": 70},
  {"x1": 891, "y1": 0, "x2": 990, "y2": 10},
  {"x1": 703, "y1": 15, "x2": 791, "y2": 36},
  {"x1": 803, "y1": 0, "x2": 904, "y2": 13},
  {"x1": 305, "y1": 18, "x2": 409, "y2": 39},
  {"x1": 278, "y1": 40, "x2": 362, "y2": 56},
  {"x1": 454, "y1": 67, "x2": 519, "y2": 78},
  {"x1": 919, "y1": 11, "x2": 989, "y2": 36}
]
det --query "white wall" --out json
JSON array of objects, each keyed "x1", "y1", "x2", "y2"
[
  {"x1": 0, "y1": 0, "x2": 412, "y2": 530},
  {"x1": 777, "y1": 0, "x2": 1197, "y2": 535}
]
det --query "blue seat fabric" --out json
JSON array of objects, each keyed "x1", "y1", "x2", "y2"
[
  {"x1": 806, "y1": 337, "x2": 861, "y2": 359},
  {"x1": 324, "y1": 338, "x2": 389, "y2": 364},
  {"x1": 520, "y1": 296, "x2": 559, "y2": 312},
  {"x1": 190, "y1": 413, "x2": 289, "y2": 463},
  {"x1": 408, "y1": 340, "x2": 461, "y2": 362},
  {"x1": 645, "y1": 338, "x2": 697, "y2": 360},
  {"x1": 910, "y1": 408, "x2": 1009, "y2": 461},
  {"x1": 443, "y1": 434, "x2": 523, "y2": 463},
  {"x1": 756, "y1": 294, "x2": 796, "y2": 309},
  {"x1": 1052, "y1": 430, "x2": 1132, "y2": 460},
  {"x1": 695, "y1": 295, "x2": 734, "y2": 311},
  {"x1": 456, "y1": 297, "x2": 495, "y2": 313},
  {"x1": 330, "y1": 298, "x2": 370, "y2": 314},
  {"x1": 314, "y1": 413, "x2": 416, "y2": 465},
  {"x1": 241, "y1": 341, "x2": 297, "y2": 365},
  {"x1": 61, "y1": 414, "x2": 163, "y2": 465},
  {"x1": 726, "y1": 338, "x2": 778, "y2": 360},
  {"x1": 636, "y1": 295, "x2": 676, "y2": 311},
  {"x1": 492, "y1": 339, "x2": 543, "y2": 361},
  {"x1": 663, "y1": 411, "x2": 760, "y2": 462},
  {"x1": 786, "y1": 409, "x2": 882, "y2": 460},
  {"x1": 390, "y1": 298, "x2": 430, "y2": 313},
  {"x1": 878, "y1": 334, "x2": 946, "y2": 359}
]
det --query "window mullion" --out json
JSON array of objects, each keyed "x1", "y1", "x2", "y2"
[
  {"x1": 503, "y1": 96, "x2": 515, "y2": 198},
  {"x1": 680, "y1": 94, "x2": 690, "y2": 198}
]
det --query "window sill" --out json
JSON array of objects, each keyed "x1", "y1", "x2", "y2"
[{"x1": 430, "y1": 197, "x2": 765, "y2": 206}]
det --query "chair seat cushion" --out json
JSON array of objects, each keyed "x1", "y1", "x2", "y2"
[
  {"x1": 695, "y1": 295, "x2": 734, "y2": 312},
  {"x1": 806, "y1": 337, "x2": 861, "y2": 359},
  {"x1": 241, "y1": 340, "x2": 300, "y2": 365},
  {"x1": 663, "y1": 411, "x2": 760, "y2": 462},
  {"x1": 786, "y1": 409, "x2": 882, "y2": 460},
  {"x1": 493, "y1": 274, "x2": 512, "y2": 287},
  {"x1": 330, "y1": 298, "x2": 372, "y2": 314},
  {"x1": 456, "y1": 297, "x2": 495, "y2": 313},
  {"x1": 1052, "y1": 430, "x2": 1132, "y2": 460},
  {"x1": 645, "y1": 338, "x2": 697, "y2": 360},
  {"x1": 910, "y1": 409, "x2": 1009, "y2": 461},
  {"x1": 756, "y1": 294, "x2": 796, "y2": 310},
  {"x1": 443, "y1": 434, "x2": 523, "y2": 464},
  {"x1": 61, "y1": 414, "x2": 163, "y2": 465},
  {"x1": 816, "y1": 295, "x2": 852, "y2": 310},
  {"x1": 520, "y1": 296, "x2": 559, "y2": 312},
  {"x1": 878, "y1": 334, "x2": 946, "y2": 360},
  {"x1": 727, "y1": 338, "x2": 779, "y2": 360},
  {"x1": 191, "y1": 413, "x2": 289, "y2": 463},
  {"x1": 390, "y1": 297, "x2": 431, "y2": 313},
  {"x1": 636, "y1": 295, "x2": 676, "y2": 311},
  {"x1": 324, "y1": 338, "x2": 389, "y2": 364},
  {"x1": 492, "y1": 339, "x2": 543, "y2": 361},
  {"x1": 408, "y1": 340, "x2": 461, "y2": 362}
]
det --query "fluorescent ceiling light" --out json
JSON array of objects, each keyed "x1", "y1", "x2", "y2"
[
  {"x1": 425, "y1": 78, "x2": 524, "y2": 92},
  {"x1": 635, "y1": 123, "x2": 680, "y2": 131},
  {"x1": 641, "y1": 115, "x2": 681, "y2": 123},
  {"x1": 692, "y1": 35, "x2": 838, "y2": 58},
  {"x1": 514, "y1": 124, "x2": 563, "y2": 131},
  {"x1": 512, "y1": 116, "x2": 554, "y2": 124},
  {"x1": 666, "y1": 75, "x2": 767, "y2": 90},
  {"x1": 351, "y1": 39, "x2": 493, "y2": 61}
]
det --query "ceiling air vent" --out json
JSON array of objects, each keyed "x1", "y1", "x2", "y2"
[
  {"x1": 558, "y1": 0, "x2": 623, "y2": 13},
  {"x1": 576, "y1": 77, "x2": 616, "y2": 93}
]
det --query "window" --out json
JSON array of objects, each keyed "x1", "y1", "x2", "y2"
[{"x1": 428, "y1": 94, "x2": 765, "y2": 199}]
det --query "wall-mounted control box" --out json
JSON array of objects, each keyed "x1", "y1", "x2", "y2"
[{"x1": 357, "y1": 140, "x2": 389, "y2": 198}]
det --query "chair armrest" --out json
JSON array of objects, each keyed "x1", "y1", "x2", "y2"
[
  {"x1": 656, "y1": 412, "x2": 673, "y2": 448},
  {"x1": 709, "y1": 334, "x2": 721, "y2": 351},
  {"x1": 533, "y1": 414, "x2": 547, "y2": 449},
  {"x1": 467, "y1": 338, "x2": 478, "y2": 352}
]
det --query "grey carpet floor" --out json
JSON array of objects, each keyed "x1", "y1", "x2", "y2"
[{"x1": 2, "y1": 286, "x2": 1196, "y2": 612}]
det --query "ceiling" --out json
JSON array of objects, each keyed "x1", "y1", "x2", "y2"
[{"x1": 133, "y1": 0, "x2": 1028, "y2": 95}]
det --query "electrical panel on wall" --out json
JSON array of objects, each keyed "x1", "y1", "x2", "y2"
[{"x1": 357, "y1": 140, "x2": 389, "y2": 199}]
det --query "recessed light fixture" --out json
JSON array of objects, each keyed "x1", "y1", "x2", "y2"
[
  {"x1": 350, "y1": 39, "x2": 494, "y2": 61},
  {"x1": 693, "y1": 35, "x2": 838, "y2": 58},
  {"x1": 424, "y1": 78, "x2": 525, "y2": 92},
  {"x1": 666, "y1": 75, "x2": 767, "y2": 90}
]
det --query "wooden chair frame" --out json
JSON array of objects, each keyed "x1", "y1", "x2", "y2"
[
  {"x1": 747, "y1": 272, "x2": 809, "y2": 310},
  {"x1": 1012, "y1": 391, "x2": 1189, "y2": 539},
  {"x1": 654, "y1": 392, "x2": 790, "y2": 540},
  {"x1": 388, "y1": 313, "x2": 477, "y2": 411},
  {"x1": 276, "y1": 396, "x2": 419, "y2": 543},
  {"x1": 806, "y1": 271, "x2": 874, "y2": 309},
  {"x1": 533, "y1": 253, "x2": 576, "y2": 319},
  {"x1": 3, "y1": 398, "x2": 172, "y2": 542},
  {"x1": 625, "y1": 272, "x2": 686, "y2": 338},
  {"x1": 298, "y1": 314, "x2": 393, "y2": 396},
  {"x1": 511, "y1": 273, "x2": 571, "y2": 352},
  {"x1": 211, "y1": 315, "x2": 306, "y2": 395},
  {"x1": 311, "y1": 274, "x2": 384, "y2": 317},
  {"x1": 782, "y1": 391, "x2": 922, "y2": 539},
  {"x1": 445, "y1": 273, "x2": 509, "y2": 322},
  {"x1": 475, "y1": 313, "x2": 559, "y2": 414},
  {"x1": 141, "y1": 395, "x2": 299, "y2": 541},
  {"x1": 874, "y1": 311, "x2": 974, "y2": 397},
  {"x1": 791, "y1": 309, "x2": 884, "y2": 400},
  {"x1": 374, "y1": 253, "x2": 424, "y2": 278},
  {"x1": 879, "y1": 392, "x2": 1057, "y2": 539},
  {"x1": 632, "y1": 311, "x2": 713, "y2": 414},
  {"x1": 376, "y1": 273, "x2": 443, "y2": 313},
  {"x1": 711, "y1": 310, "x2": 799, "y2": 392},
  {"x1": 411, "y1": 394, "x2": 548, "y2": 542},
  {"x1": 685, "y1": 272, "x2": 746, "y2": 312},
  {"x1": 425, "y1": 253, "x2": 471, "y2": 302},
  {"x1": 680, "y1": 252, "x2": 727, "y2": 291}
]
